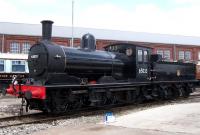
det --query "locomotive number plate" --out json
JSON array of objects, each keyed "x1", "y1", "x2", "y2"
[{"x1": 139, "y1": 68, "x2": 148, "y2": 74}]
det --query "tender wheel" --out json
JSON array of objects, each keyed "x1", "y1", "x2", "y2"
[
  {"x1": 182, "y1": 85, "x2": 190, "y2": 98},
  {"x1": 171, "y1": 84, "x2": 180, "y2": 99}
]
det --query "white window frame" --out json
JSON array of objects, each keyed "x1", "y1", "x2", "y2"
[
  {"x1": 185, "y1": 51, "x2": 191, "y2": 61},
  {"x1": 157, "y1": 50, "x2": 163, "y2": 58},
  {"x1": 178, "y1": 51, "x2": 184, "y2": 60},
  {"x1": 10, "y1": 42, "x2": 20, "y2": 53},
  {"x1": 12, "y1": 60, "x2": 26, "y2": 72},
  {"x1": 179, "y1": 50, "x2": 192, "y2": 61},
  {"x1": 22, "y1": 42, "x2": 30, "y2": 54},
  {"x1": 163, "y1": 50, "x2": 170, "y2": 61},
  {"x1": 157, "y1": 49, "x2": 170, "y2": 61}
]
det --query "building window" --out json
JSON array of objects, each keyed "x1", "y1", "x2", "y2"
[
  {"x1": 185, "y1": 51, "x2": 191, "y2": 61},
  {"x1": 157, "y1": 49, "x2": 170, "y2": 61},
  {"x1": 138, "y1": 50, "x2": 143, "y2": 62},
  {"x1": 10, "y1": 42, "x2": 20, "y2": 53},
  {"x1": 144, "y1": 50, "x2": 148, "y2": 62},
  {"x1": 164, "y1": 50, "x2": 170, "y2": 60},
  {"x1": 178, "y1": 51, "x2": 191, "y2": 61},
  {"x1": 0, "y1": 40, "x2": 2, "y2": 53},
  {"x1": 157, "y1": 50, "x2": 163, "y2": 58},
  {"x1": 22, "y1": 42, "x2": 30, "y2": 54},
  {"x1": 198, "y1": 52, "x2": 200, "y2": 60},
  {"x1": 178, "y1": 51, "x2": 184, "y2": 60},
  {"x1": 12, "y1": 60, "x2": 25, "y2": 72},
  {"x1": 0, "y1": 59, "x2": 4, "y2": 72}
]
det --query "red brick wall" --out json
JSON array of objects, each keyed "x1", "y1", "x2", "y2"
[
  {"x1": 151, "y1": 44, "x2": 173, "y2": 61},
  {"x1": 3, "y1": 35, "x2": 39, "y2": 53},
  {"x1": 150, "y1": 43, "x2": 200, "y2": 62},
  {"x1": 1, "y1": 34, "x2": 200, "y2": 62},
  {"x1": 176, "y1": 46, "x2": 193, "y2": 60}
]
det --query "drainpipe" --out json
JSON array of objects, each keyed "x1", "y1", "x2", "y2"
[
  {"x1": 173, "y1": 44, "x2": 176, "y2": 61},
  {"x1": 71, "y1": 0, "x2": 74, "y2": 48},
  {"x1": 2, "y1": 34, "x2": 4, "y2": 53}
]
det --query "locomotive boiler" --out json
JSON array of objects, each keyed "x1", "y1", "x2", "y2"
[
  {"x1": 29, "y1": 21, "x2": 130, "y2": 84},
  {"x1": 5, "y1": 20, "x2": 198, "y2": 113}
]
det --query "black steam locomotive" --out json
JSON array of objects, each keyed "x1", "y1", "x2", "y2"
[{"x1": 6, "y1": 21, "x2": 197, "y2": 113}]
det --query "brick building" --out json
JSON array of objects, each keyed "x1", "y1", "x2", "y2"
[{"x1": 1, "y1": 22, "x2": 200, "y2": 62}]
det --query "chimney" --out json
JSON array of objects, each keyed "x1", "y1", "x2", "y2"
[{"x1": 41, "y1": 20, "x2": 54, "y2": 41}]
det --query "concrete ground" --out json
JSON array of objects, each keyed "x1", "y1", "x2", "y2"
[
  {"x1": 0, "y1": 96, "x2": 21, "y2": 117},
  {"x1": 33, "y1": 102, "x2": 200, "y2": 135},
  {"x1": 0, "y1": 96, "x2": 40, "y2": 117}
]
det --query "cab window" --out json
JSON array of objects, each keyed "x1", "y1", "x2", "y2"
[
  {"x1": 144, "y1": 50, "x2": 148, "y2": 62},
  {"x1": 138, "y1": 50, "x2": 143, "y2": 62}
]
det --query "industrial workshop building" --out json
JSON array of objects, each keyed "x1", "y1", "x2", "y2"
[{"x1": 1, "y1": 22, "x2": 200, "y2": 62}]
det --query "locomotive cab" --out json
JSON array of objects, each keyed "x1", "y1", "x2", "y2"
[
  {"x1": 135, "y1": 46, "x2": 151, "y2": 81},
  {"x1": 104, "y1": 43, "x2": 152, "y2": 81}
]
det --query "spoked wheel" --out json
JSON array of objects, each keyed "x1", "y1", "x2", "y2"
[{"x1": 175, "y1": 83, "x2": 190, "y2": 98}]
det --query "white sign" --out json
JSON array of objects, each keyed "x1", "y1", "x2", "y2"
[
  {"x1": 139, "y1": 68, "x2": 148, "y2": 74},
  {"x1": 104, "y1": 112, "x2": 116, "y2": 124}
]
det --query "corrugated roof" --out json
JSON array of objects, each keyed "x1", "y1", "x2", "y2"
[{"x1": 1, "y1": 22, "x2": 200, "y2": 46}]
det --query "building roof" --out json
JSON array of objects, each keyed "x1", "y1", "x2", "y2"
[{"x1": 1, "y1": 22, "x2": 200, "y2": 46}]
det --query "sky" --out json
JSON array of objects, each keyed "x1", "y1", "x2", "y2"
[{"x1": 0, "y1": 0, "x2": 200, "y2": 36}]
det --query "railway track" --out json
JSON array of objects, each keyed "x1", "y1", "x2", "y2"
[
  {"x1": 0, "y1": 107, "x2": 96, "y2": 129},
  {"x1": 0, "y1": 105, "x2": 114, "y2": 129},
  {"x1": 189, "y1": 92, "x2": 200, "y2": 97},
  {"x1": 0, "y1": 92, "x2": 200, "y2": 129},
  {"x1": 0, "y1": 113, "x2": 45, "y2": 128}
]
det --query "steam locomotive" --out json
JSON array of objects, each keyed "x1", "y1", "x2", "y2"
[{"x1": 5, "y1": 21, "x2": 198, "y2": 113}]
